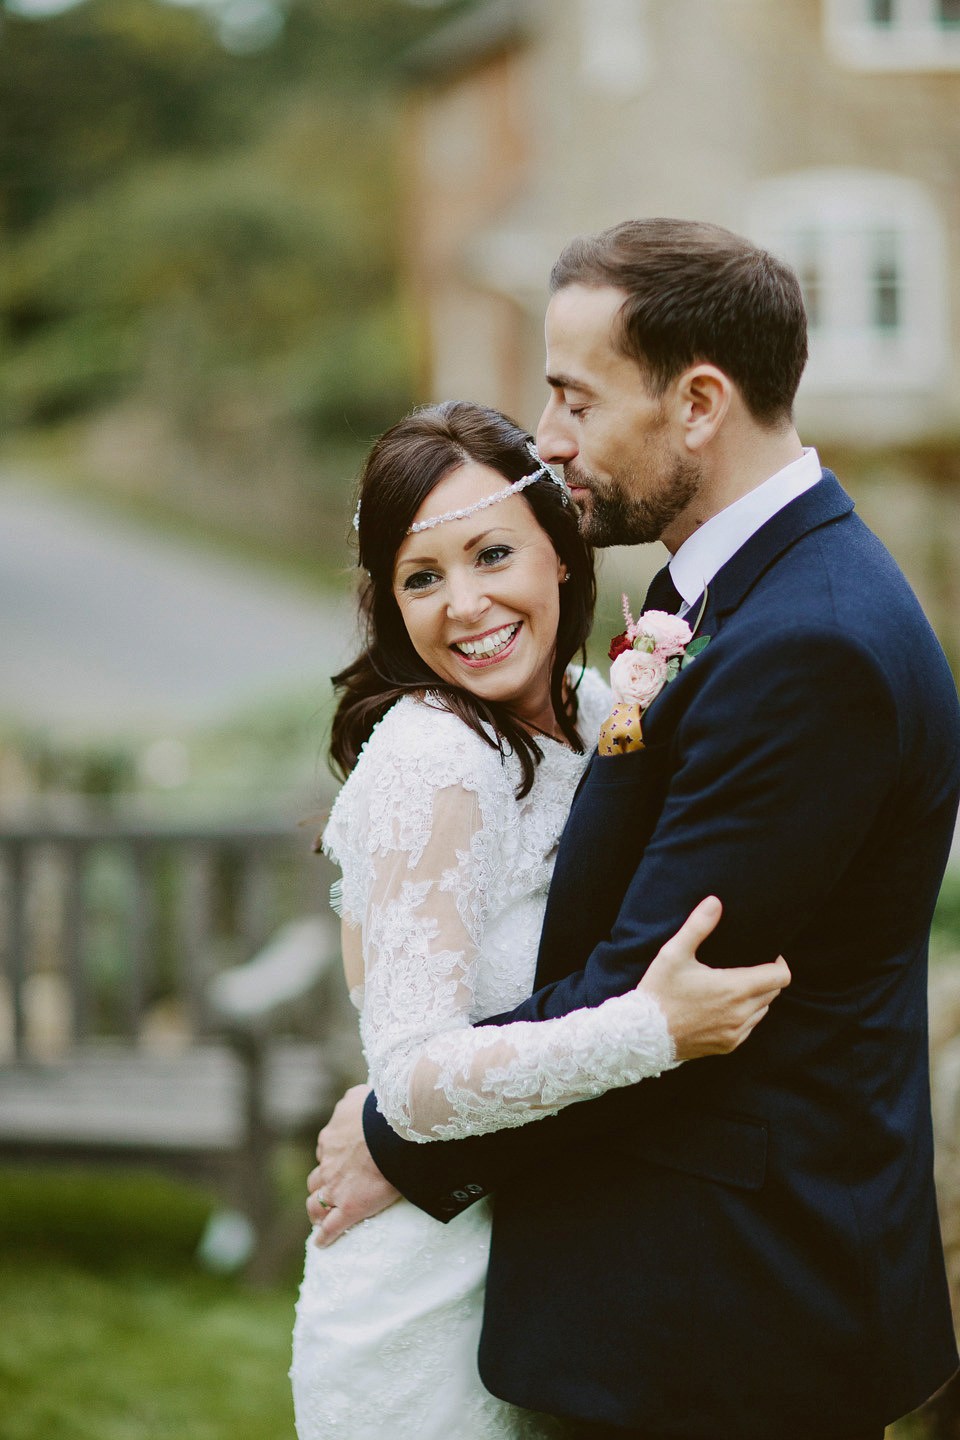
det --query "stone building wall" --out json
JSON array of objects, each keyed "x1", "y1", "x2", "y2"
[{"x1": 401, "y1": 0, "x2": 960, "y2": 447}]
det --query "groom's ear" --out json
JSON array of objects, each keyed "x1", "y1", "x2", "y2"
[{"x1": 674, "y1": 364, "x2": 732, "y2": 452}]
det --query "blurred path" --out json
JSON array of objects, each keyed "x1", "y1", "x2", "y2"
[{"x1": 0, "y1": 475, "x2": 355, "y2": 737}]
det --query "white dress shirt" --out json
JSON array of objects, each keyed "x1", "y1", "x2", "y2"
[{"x1": 669, "y1": 448, "x2": 822, "y2": 614}]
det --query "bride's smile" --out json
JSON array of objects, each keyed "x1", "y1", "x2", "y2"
[{"x1": 450, "y1": 620, "x2": 520, "y2": 663}]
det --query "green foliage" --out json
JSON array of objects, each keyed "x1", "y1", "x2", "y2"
[
  {"x1": 0, "y1": 0, "x2": 472, "y2": 509},
  {"x1": 1, "y1": 146, "x2": 403, "y2": 424},
  {"x1": 17, "y1": 732, "x2": 137, "y2": 798},
  {"x1": 0, "y1": 1167, "x2": 214, "y2": 1273},
  {"x1": 0, "y1": 0, "x2": 449, "y2": 231},
  {"x1": 933, "y1": 870, "x2": 960, "y2": 953},
  {"x1": 0, "y1": 0, "x2": 248, "y2": 234},
  {"x1": 0, "y1": 96, "x2": 412, "y2": 432}
]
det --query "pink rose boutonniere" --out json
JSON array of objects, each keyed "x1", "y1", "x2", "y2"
[{"x1": 599, "y1": 592, "x2": 710, "y2": 755}]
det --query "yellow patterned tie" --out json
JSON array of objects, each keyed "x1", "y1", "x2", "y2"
[{"x1": 597, "y1": 702, "x2": 645, "y2": 755}]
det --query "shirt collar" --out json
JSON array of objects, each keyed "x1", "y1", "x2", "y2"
[{"x1": 669, "y1": 448, "x2": 822, "y2": 609}]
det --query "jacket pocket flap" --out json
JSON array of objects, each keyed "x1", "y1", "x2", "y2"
[
  {"x1": 620, "y1": 1104, "x2": 767, "y2": 1191},
  {"x1": 589, "y1": 739, "x2": 670, "y2": 788}
]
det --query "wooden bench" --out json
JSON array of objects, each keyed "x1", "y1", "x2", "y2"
[{"x1": 0, "y1": 818, "x2": 363, "y2": 1274}]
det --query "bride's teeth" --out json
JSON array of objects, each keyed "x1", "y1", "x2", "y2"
[{"x1": 456, "y1": 623, "x2": 518, "y2": 657}]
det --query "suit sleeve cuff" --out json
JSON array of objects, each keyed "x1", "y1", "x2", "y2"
[{"x1": 362, "y1": 1088, "x2": 491, "y2": 1223}]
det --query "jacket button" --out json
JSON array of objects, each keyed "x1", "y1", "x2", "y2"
[
  {"x1": 452, "y1": 1189, "x2": 469, "y2": 1202},
  {"x1": 466, "y1": 1184, "x2": 485, "y2": 1196}
]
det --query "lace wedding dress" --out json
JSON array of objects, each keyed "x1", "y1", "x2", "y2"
[{"x1": 291, "y1": 671, "x2": 677, "y2": 1440}]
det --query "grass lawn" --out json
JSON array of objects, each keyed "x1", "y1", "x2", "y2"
[{"x1": 0, "y1": 1169, "x2": 301, "y2": 1440}]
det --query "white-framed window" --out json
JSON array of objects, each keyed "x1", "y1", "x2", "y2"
[
  {"x1": 579, "y1": 0, "x2": 652, "y2": 94},
  {"x1": 747, "y1": 169, "x2": 948, "y2": 393},
  {"x1": 825, "y1": 0, "x2": 960, "y2": 70}
]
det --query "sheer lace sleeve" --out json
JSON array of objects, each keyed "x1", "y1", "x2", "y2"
[
  {"x1": 398, "y1": 969, "x2": 677, "y2": 1143},
  {"x1": 354, "y1": 767, "x2": 677, "y2": 1147}
]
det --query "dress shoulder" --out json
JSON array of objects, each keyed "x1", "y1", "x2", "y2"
[
  {"x1": 340, "y1": 694, "x2": 509, "y2": 805},
  {"x1": 322, "y1": 696, "x2": 515, "y2": 917}
]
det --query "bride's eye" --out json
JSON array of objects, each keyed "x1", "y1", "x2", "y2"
[
  {"x1": 402, "y1": 569, "x2": 439, "y2": 592},
  {"x1": 477, "y1": 545, "x2": 512, "y2": 567}
]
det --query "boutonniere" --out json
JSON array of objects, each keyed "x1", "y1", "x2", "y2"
[{"x1": 599, "y1": 591, "x2": 710, "y2": 755}]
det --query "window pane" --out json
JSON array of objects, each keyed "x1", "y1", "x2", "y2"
[
  {"x1": 869, "y1": 0, "x2": 894, "y2": 24},
  {"x1": 872, "y1": 229, "x2": 900, "y2": 331},
  {"x1": 792, "y1": 231, "x2": 823, "y2": 330},
  {"x1": 939, "y1": 0, "x2": 960, "y2": 27}
]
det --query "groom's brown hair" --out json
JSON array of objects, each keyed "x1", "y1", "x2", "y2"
[{"x1": 550, "y1": 218, "x2": 808, "y2": 427}]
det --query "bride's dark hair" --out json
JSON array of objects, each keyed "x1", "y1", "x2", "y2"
[{"x1": 330, "y1": 401, "x2": 596, "y2": 799}]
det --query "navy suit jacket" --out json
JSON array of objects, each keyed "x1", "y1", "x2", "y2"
[{"x1": 364, "y1": 474, "x2": 960, "y2": 1438}]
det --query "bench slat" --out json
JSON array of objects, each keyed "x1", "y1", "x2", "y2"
[{"x1": 0, "y1": 1041, "x2": 333, "y2": 1149}]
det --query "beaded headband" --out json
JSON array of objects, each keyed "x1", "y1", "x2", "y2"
[{"x1": 352, "y1": 442, "x2": 571, "y2": 536}]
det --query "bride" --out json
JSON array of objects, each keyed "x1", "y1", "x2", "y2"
[{"x1": 290, "y1": 402, "x2": 789, "y2": 1440}]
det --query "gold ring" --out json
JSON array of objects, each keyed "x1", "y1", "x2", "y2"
[{"x1": 315, "y1": 1193, "x2": 333, "y2": 1210}]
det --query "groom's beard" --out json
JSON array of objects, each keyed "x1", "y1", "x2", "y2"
[{"x1": 565, "y1": 452, "x2": 702, "y2": 547}]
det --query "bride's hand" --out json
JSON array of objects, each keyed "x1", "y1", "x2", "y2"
[
  {"x1": 307, "y1": 1083, "x2": 400, "y2": 1247},
  {"x1": 639, "y1": 896, "x2": 790, "y2": 1061}
]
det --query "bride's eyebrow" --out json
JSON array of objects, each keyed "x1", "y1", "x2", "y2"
[
  {"x1": 462, "y1": 526, "x2": 518, "y2": 550},
  {"x1": 395, "y1": 554, "x2": 439, "y2": 572},
  {"x1": 396, "y1": 527, "x2": 519, "y2": 571}
]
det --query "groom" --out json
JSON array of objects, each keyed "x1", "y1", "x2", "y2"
[{"x1": 310, "y1": 220, "x2": 960, "y2": 1439}]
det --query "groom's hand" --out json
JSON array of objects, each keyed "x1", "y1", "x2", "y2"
[{"x1": 306, "y1": 1083, "x2": 401, "y2": 1247}]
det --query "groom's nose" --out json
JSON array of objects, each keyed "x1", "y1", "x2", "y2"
[{"x1": 536, "y1": 395, "x2": 578, "y2": 466}]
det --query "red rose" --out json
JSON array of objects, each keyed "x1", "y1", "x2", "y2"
[{"x1": 608, "y1": 632, "x2": 632, "y2": 661}]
